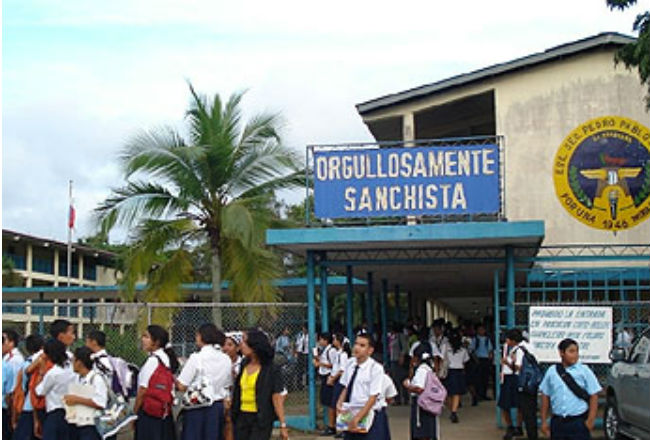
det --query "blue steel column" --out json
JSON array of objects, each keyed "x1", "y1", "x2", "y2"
[
  {"x1": 380, "y1": 278, "x2": 389, "y2": 366},
  {"x1": 366, "y1": 272, "x2": 374, "y2": 335},
  {"x1": 306, "y1": 251, "x2": 317, "y2": 430},
  {"x1": 320, "y1": 253, "x2": 329, "y2": 332},
  {"x1": 346, "y1": 265, "x2": 354, "y2": 342},
  {"x1": 394, "y1": 284, "x2": 401, "y2": 324},
  {"x1": 506, "y1": 246, "x2": 515, "y2": 328},
  {"x1": 494, "y1": 270, "x2": 502, "y2": 428}
]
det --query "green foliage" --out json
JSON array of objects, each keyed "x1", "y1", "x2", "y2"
[
  {"x1": 2, "y1": 256, "x2": 23, "y2": 287},
  {"x1": 634, "y1": 161, "x2": 650, "y2": 205},
  {"x1": 96, "y1": 83, "x2": 304, "y2": 305},
  {"x1": 104, "y1": 326, "x2": 148, "y2": 365},
  {"x1": 607, "y1": 0, "x2": 650, "y2": 109},
  {"x1": 569, "y1": 166, "x2": 593, "y2": 208}
]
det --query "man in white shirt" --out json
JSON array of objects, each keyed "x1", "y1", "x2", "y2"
[{"x1": 295, "y1": 325, "x2": 309, "y2": 389}]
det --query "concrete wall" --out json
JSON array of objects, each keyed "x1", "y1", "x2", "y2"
[
  {"x1": 494, "y1": 48, "x2": 649, "y2": 245},
  {"x1": 362, "y1": 47, "x2": 650, "y2": 245}
]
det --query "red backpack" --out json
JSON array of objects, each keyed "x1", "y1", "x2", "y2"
[{"x1": 142, "y1": 356, "x2": 174, "y2": 418}]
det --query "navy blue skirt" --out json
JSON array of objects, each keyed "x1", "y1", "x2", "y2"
[
  {"x1": 498, "y1": 375, "x2": 519, "y2": 410},
  {"x1": 320, "y1": 375, "x2": 334, "y2": 407},
  {"x1": 344, "y1": 408, "x2": 390, "y2": 440},
  {"x1": 331, "y1": 382, "x2": 344, "y2": 409},
  {"x1": 444, "y1": 368, "x2": 467, "y2": 395},
  {"x1": 13, "y1": 410, "x2": 34, "y2": 440},
  {"x1": 410, "y1": 396, "x2": 438, "y2": 440},
  {"x1": 136, "y1": 409, "x2": 176, "y2": 440}
]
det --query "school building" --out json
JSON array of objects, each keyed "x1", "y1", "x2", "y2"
[{"x1": 266, "y1": 32, "x2": 650, "y2": 428}]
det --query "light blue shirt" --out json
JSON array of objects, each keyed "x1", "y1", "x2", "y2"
[
  {"x1": 2, "y1": 361, "x2": 15, "y2": 409},
  {"x1": 539, "y1": 362, "x2": 602, "y2": 417},
  {"x1": 21, "y1": 358, "x2": 34, "y2": 411},
  {"x1": 470, "y1": 335, "x2": 493, "y2": 358}
]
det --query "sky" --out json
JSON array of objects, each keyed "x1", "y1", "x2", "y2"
[{"x1": 2, "y1": 0, "x2": 647, "y2": 243}]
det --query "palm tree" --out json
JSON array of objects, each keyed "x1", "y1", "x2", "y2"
[{"x1": 96, "y1": 84, "x2": 303, "y2": 325}]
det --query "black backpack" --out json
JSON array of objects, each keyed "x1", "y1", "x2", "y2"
[{"x1": 517, "y1": 347, "x2": 544, "y2": 394}]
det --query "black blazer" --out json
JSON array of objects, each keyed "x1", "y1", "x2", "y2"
[{"x1": 231, "y1": 359, "x2": 285, "y2": 428}]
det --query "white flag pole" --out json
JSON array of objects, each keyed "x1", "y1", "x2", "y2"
[{"x1": 67, "y1": 180, "x2": 73, "y2": 287}]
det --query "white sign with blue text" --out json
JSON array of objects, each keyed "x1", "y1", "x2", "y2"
[
  {"x1": 529, "y1": 306, "x2": 612, "y2": 364},
  {"x1": 313, "y1": 145, "x2": 500, "y2": 219}
]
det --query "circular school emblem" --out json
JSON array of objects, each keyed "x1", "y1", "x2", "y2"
[{"x1": 553, "y1": 116, "x2": 650, "y2": 231}]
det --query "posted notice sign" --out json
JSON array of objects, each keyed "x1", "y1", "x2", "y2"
[{"x1": 529, "y1": 306, "x2": 612, "y2": 364}]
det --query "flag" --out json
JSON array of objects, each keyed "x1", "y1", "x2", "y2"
[{"x1": 68, "y1": 204, "x2": 76, "y2": 229}]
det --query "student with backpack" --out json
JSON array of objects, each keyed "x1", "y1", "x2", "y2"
[
  {"x1": 86, "y1": 330, "x2": 113, "y2": 379},
  {"x1": 176, "y1": 323, "x2": 232, "y2": 440},
  {"x1": 62, "y1": 347, "x2": 108, "y2": 440},
  {"x1": 12, "y1": 334, "x2": 44, "y2": 440},
  {"x1": 34, "y1": 339, "x2": 76, "y2": 440},
  {"x1": 515, "y1": 336, "x2": 542, "y2": 440},
  {"x1": 499, "y1": 329, "x2": 525, "y2": 440},
  {"x1": 134, "y1": 325, "x2": 179, "y2": 440},
  {"x1": 539, "y1": 338, "x2": 601, "y2": 440},
  {"x1": 402, "y1": 344, "x2": 442, "y2": 440},
  {"x1": 314, "y1": 332, "x2": 336, "y2": 436}
]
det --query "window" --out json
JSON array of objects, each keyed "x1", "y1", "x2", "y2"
[{"x1": 630, "y1": 332, "x2": 650, "y2": 364}]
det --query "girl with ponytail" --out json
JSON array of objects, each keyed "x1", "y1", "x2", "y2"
[{"x1": 134, "y1": 325, "x2": 179, "y2": 440}]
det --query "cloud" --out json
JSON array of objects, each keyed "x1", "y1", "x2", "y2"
[{"x1": 3, "y1": 0, "x2": 646, "y2": 241}]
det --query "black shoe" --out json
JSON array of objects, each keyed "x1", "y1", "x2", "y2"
[
  {"x1": 320, "y1": 427, "x2": 336, "y2": 436},
  {"x1": 334, "y1": 433, "x2": 344, "y2": 439},
  {"x1": 513, "y1": 427, "x2": 524, "y2": 437},
  {"x1": 503, "y1": 426, "x2": 514, "y2": 440},
  {"x1": 450, "y1": 412, "x2": 459, "y2": 423}
]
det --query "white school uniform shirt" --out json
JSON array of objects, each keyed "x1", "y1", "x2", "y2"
[
  {"x1": 340, "y1": 357, "x2": 385, "y2": 411},
  {"x1": 35, "y1": 364, "x2": 77, "y2": 412},
  {"x1": 177, "y1": 345, "x2": 233, "y2": 401},
  {"x1": 138, "y1": 348, "x2": 170, "y2": 389},
  {"x1": 410, "y1": 363, "x2": 433, "y2": 396},
  {"x1": 330, "y1": 349, "x2": 348, "y2": 377},
  {"x1": 446, "y1": 347, "x2": 470, "y2": 369},
  {"x1": 3, "y1": 348, "x2": 25, "y2": 377},
  {"x1": 296, "y1": 332, "x2": 309, "y2": 354},
  {"x1": 74, "y1": 370, "x2": 109, "y2": 426},
  {"x1": 318, "y1": 345, "x2": 335, "y2": 376},
  {"x1": 381, "y1": 373, "x2": 397, "y2": 407},
  {"x1": 90, "y1": 349, "x2": 114, "y2": 376},
  {"x1": 501, "y1": 343, "x2": 526, "y2": 375}
]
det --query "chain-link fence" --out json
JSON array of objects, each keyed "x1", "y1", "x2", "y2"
[{"x1": 1, "y1": 301, "x2": 309, "y2": 415}]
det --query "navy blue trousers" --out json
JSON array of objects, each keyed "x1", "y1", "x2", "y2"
[
  {"x1": 550, "y1": 415, "x2": 591, "y2": 440},
  {"x1": 13, "y1": 411, "x2": 36, "y2": 440},
  {"x1": 181, "y1": 401, "x2": 223, "y2": 440},
  {"x1": 43, "y1": 409, "x2": 70, "y2": 440},
  {"x1": 71, "y1": 426, "x2": 101, "y2": 440},
  {"x1": 344, "y1": 408, "x2": 390, "y2": 440}
]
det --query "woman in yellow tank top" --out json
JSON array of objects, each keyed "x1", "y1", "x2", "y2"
[{"x1": 232, "y1": 330, "x2": 288, "y2": 440}]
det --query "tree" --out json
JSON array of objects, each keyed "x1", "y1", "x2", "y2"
[
  {"x1": 2, "y1": 256, "x2": 24, "y2": 287},
  {"x1": 96, "y1": 84, "x2": 303, "y2": 324},
  {"x1": 608, "y1": 0, "x2": 650, "y2": 109}
]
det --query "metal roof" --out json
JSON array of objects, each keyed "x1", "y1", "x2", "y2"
[
  {"x1": 356, "y1": 32, "x2": 635, "y2": 115},
  {"x1": 2, "y1": 228, "x2": 116, "y2": 259}
]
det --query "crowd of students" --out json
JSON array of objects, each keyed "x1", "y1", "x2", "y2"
[
  {"x1": 2, "y1": 316, "x2": 605, "y2": 440},
  {"x1": 2, "y1": 320, "x2": 289, "y2": 440},
  {"x1": 311, "y1": 318, "x2": 602, "y2": 440}
]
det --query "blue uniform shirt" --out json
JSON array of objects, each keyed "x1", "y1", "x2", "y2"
[
  {"x1": 470, "y1": 335, "x2": 493, "y2": 358},
  {"x1": 21, "y1": 358, "x2": 34, "y2": 412},
  {"x1": 539, "y1": 362, "x2": 601, "y2": 417},
  {"x1": 2, "y1": 361, "x2": 15, "y2": 409}
]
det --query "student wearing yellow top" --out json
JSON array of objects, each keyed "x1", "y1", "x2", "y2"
[{"x1": 231, "y1": 330, "x2": 288, "y2": 440}]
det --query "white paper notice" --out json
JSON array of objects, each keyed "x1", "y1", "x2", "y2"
[{"x1": 528, "y1": 306, "x2": 612, "y2": 364}]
